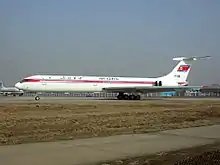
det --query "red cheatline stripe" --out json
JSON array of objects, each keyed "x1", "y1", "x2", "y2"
[
  {"x1": 24, "y1": 79, "x2": 155, "y2": 84},
  {"x1": 23, "y1": 78, "x2": 186, "y2": 85}
]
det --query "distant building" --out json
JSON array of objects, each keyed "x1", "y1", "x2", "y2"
[{"x1": 200, "y1": 84, "x2": 220, "y2": 93}]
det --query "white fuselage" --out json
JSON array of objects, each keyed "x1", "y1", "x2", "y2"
[{"x1": 15, "y1": 75, "x2": 185, "y2": 93}]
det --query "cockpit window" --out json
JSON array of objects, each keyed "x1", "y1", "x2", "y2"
[
  {"x1": 20, "y1": 79, "x2": 28, "y2": 83},
  {"x1": 19, "y1": 78, "x2": 40, "y2": 83}
]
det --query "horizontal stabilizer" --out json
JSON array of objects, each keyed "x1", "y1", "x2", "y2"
[{"x1": 173, "y1": 56, "x2": 211, "y2": 61}]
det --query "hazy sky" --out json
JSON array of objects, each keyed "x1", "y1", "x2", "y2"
[{"x1": 1, "y1": 0, "x2": 220, "y2": 86}]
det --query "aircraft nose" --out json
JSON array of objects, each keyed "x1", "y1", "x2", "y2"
[{"x1": 15, "y1": 82, "x2": 22, "y2": 89}]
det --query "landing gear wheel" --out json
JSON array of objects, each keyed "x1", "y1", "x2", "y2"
[
  {"x1": 117, "y1": 95, "x2": 123, "y2": 100},
  {"x1": 129, "y1": 94, "x2": 136, "y2": 100},
  {"x1": 117, "y1": 93, "x2": 141, "y2": 100},
  {"x1": 35, "y1": 96, "x2": 40, "y2": 101},
  {"x1": 135, "y1": 95, "x2": 141, "y2": 100},
  {"x1": 123, "y1": 94, "x2": 129, "y2": 100}
]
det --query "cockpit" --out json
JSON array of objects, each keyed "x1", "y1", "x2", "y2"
[
  {"x1": 19, "y1": 79, "x2": 28, "y2": 83},
  {"x1": 19, "y1": 78, "x2": 40, "y2": 83}
]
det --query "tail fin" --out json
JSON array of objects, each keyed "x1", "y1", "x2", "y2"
[
  {"x1": 161, "y1": 56, "x2": 211, "y2": 84},
  {"x1": 0, "y1": 81, "x2": 4, "y2": 89}
]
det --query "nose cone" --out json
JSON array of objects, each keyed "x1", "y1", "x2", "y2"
[{"x1": 15, "y1": 82, "x2": 22, "y2": 89}]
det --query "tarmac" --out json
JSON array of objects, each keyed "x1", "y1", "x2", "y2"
[
  {"x1": 0, "y1": 96, "x2": 220, "y2": 165},
  {"x1": 0, "y1": 125, "x2": 219, "y2": 165},
  {"x1": 0, "y1": 95, "x2": 220, "y2": 103}
]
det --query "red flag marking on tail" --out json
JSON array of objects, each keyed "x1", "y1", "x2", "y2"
[{"x1": 177, "y1": 65, "x2": 190, "y2": 72}]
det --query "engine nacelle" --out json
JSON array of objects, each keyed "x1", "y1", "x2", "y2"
[
  {"x1": 154, "y1": 80, "x2": 178, "y2": 86},
  {"x1": 154, "y1": 81, "x2": 162, "y2": 86}
]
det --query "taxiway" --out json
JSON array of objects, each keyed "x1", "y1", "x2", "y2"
[
  {"x1": 0, "y1": 125, "x2": 219, "y2": 165},
  {"x1": 0, "y1": 96, "x2": 220, "y2": 104}
]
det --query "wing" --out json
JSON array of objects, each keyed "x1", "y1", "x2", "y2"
[{"x1": 102, "y1": 86, "x2": 202, "y2": 93}]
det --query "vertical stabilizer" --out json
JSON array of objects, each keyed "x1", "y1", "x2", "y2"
[
  {"x1": 0, "y1": 81, "x2": 4, "y2": 89},
  {"x1": 161, "y1": 56, "x2": 211, "y2": 84}
]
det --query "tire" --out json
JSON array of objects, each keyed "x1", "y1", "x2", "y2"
[
  {"x1": 129, "y1": 94, "x2": 136, "y2": 100},
  {"x1": 117, "y1": 95, "x2": 123, "y2": 100},
  {"x1": 35, "y1": 96, "x2": 40, "y2": 101},
  {"x1": 136, "y1": 95, "x2": 141, "y2": 100},
  {"x1": 123, "y1": 94, "x2": 129, "y2": 100}
]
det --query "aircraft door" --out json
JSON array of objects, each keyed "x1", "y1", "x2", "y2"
[
  {"x1": 41, "y1": 78, "x2": 47, "y2": 85},
  {"x1": 92, "y1": 82, "x2": 99, "y2": 91},
  {"x1": 41, "y1": 78, "x2": 47, "y2": 90}
]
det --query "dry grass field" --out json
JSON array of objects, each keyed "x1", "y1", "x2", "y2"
[{"x1": 0, "y1": 99, "x2": 220, "y2": 145}]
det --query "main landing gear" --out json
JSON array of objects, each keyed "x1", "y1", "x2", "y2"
[
  {"x1": 117, "y1": 92, "x2": 141, "y2": 100},
  {"x1": 33, "y1": 93, "x2": 140, "y2": 101}
]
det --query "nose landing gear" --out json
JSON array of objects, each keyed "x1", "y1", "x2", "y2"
[{"x1": 35, "y1": 96, "x2": 40, "y2": 101}]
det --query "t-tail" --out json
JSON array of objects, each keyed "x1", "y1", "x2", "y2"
[
  {"x1": 0, "y1": 81, "x2": 4, "y2": 89},
  {"x1": 160, "y1": 56, "x2": 211, "y2": 85}
]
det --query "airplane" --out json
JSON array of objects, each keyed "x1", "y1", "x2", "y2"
[
  {"x1": 0, "y1": 80, "x2": 24, "y2": 96},
  {"x1": 15, "y1": 56, "x2": 211, "y2": 101}
]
